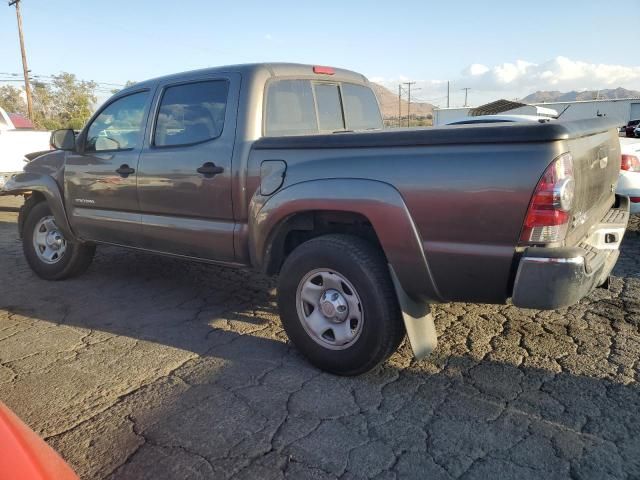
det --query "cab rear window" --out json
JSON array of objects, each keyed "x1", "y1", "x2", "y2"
[
  {"x1": 264, "y1": 80, "x2": 382, "y2": 136},
  {"x1": 314, "y1": 83, "x2": 344, "y2": 132}
]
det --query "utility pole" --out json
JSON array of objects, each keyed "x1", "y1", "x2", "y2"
[
  {"x1": 398, "y1": 84, "x2": 402, "y2": 128},
  {"x1": 403, "y1": 82, "x2": 416, "y2": 127},
  {"x1": 8, "y1": 0, "x2": 33, "y2": 121},
  {"x1": 461, "y1": 87, "x2": 471, "y2": 108},
  {"x1": 447, "y1": 81, "x2": 450, "y2": 108}
]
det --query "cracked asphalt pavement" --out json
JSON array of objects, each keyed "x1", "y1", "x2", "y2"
[{"x1": 0, "y1": 197, "x2": 639, "y2": 480}]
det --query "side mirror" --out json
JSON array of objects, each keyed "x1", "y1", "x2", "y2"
[{"x1": 50, "y1": 129, "x2": 76, "y2": 151}]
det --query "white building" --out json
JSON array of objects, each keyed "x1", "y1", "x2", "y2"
[{"x1": 433, "y1": 98, "x2": 640, "y2": 126}]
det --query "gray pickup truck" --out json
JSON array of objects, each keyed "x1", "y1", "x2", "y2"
[{"x1": 1, "y1": 63, "x2": 629, "y2": 375}]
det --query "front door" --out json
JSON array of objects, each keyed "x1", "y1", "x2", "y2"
[
  {"x1": 136, "y1": 75, "x2": 239, "y2": 262},
  {"x1": 65, "y1": 90, "x2": 152, "y2": 245}
]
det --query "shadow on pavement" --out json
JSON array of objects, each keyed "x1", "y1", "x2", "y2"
[{"x1": 0, "y1": 213, "x2": 639, "y2": 479}]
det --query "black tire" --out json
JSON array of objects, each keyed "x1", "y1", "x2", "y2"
[
  {"x1": 22, "y1": 201, "x2": 95, "y2": 280},
  {"x1": 277, "y1": 234, "x2": 405, "y2": 376}
]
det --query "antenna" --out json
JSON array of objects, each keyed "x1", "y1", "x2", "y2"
[{"x1": 556, "y1": 105, "x2": 571, "y2": 119}]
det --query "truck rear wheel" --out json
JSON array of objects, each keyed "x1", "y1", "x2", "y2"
[
  {"x1": 22, "y1": 201, "x2": 95, "y2": 280},
  {"x1": 277, "y1": 234, "x2": 405, "y2": 375}
]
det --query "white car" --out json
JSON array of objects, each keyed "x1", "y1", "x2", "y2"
[
  {"x1": 618, "y1": 138, "x2": 640, "y2": 213},
  {"x1": 634, "y1": 124, "x2": 640, "y2": 138},
  {"x1": 0, "y1": 107, "x2": 51, "y2": 189}
]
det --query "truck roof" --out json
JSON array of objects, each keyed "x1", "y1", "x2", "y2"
[{"x1": 122, "y1": 63, "x2": 369, "y2": 93}]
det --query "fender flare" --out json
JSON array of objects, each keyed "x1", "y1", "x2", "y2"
[
  {"x1": 249, "y1": 178, "x2": 442, "y2": 302},
  {"x1": 2, "y1": 172, "x2": 76, "y2": 241}
]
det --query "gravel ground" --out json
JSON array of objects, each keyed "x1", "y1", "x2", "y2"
[{"x1": 0, "y1": 197, "x2": 638, "y2": 480}]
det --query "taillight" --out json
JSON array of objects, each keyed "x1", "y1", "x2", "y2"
[
  {"x1": 520, "y1": 152, "x2": 574, "y2": 244},
  {"x1": 621, "y1": 154, "x2": 640, "y2": 172}
]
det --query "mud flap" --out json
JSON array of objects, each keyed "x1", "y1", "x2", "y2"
[{"x1": 389, "y1": 266, "x2": 437, "y2": 359}]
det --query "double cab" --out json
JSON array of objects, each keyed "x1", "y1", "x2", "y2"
[{"x1": 1, "y1": 63, "x2": 629, "y2": 375}]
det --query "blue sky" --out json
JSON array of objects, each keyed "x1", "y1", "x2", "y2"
[{"x1": 1, "y1": 0, "x2": 639, "y2": 106}]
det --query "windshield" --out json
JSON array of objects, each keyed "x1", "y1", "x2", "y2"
[{"x1": 265, "y1": 80, "x2": 382, "y2": 136}]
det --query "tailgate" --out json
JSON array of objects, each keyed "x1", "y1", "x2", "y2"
[{"x1": 565, "y1": 126, "x2": 620, "y2": 246}]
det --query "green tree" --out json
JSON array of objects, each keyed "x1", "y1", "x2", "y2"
[
  {"x1": 51, "y1": 73, "x2": 97, "y2": 130},
  {"x1": 29, "y1": 73, "x2": 97, "y2": 130},
  {"x1": 1, "y1": 73, "x2": 97, "y2": 130},
  {"x1": 31, "y1": 80, "x2": 58, "y2": 130},
  {"x1": 0, "y1": 85, "x2": 27, "y2": 115}
]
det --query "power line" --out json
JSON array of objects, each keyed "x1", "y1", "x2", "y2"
[
  {"x1": 0, "y1": 71, "x2": 125, "y2": 88},
  {"x1": 409, "y1": 94, "x2": 447, "y2": 104},
  {"x1": 0, "y1": 77, "x2": 115, "y2": 92}
]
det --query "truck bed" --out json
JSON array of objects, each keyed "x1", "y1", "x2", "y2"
[{"x1": 251, "y1": 118, "x2": 621, "y2": 304}]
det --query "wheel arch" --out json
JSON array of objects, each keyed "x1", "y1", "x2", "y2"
[
  {"x1": 4, "y1": 172, "x2": 76, "y2": 241},
  {"x1": 249, "y1": 178, "x2": 442, "y2": 302},
  {"x1": 263, "y1": 209, "x2": 384, "y2": 275}
]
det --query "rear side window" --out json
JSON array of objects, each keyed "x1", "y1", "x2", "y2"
[
  {"x1": 154, "y1": 80, "x2": 228, "y2": 147},
  {"x1": 265, "y1": 80, "x2": 317, "y2": 136},
  {"x1": 265, "y1": 80, "x2": 382, "y2": 136}
]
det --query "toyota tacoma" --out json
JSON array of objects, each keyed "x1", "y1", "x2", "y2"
[{"x1": 1, "y1": 63, "x2": 629, "y2": 375}]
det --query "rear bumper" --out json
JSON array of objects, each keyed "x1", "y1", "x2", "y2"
[{"x1": 512, "y1": 196, "x2": 629, "y2": 310}]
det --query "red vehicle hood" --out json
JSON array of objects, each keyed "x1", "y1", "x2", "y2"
[{"x1": 0, "y1": 403, "x2": 78, "y2": 480}]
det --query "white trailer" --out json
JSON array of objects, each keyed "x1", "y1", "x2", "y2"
[
  {"x1": 0, "y1": 107, "x2": 51, "y2": 188},
  {"x1": 434, "y1": 98, "x2": 640, "y2": 126}
]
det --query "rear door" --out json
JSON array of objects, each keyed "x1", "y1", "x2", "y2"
[
  {"x1": 136, "y1": 74, "x2": 240, "y2": 262},
  {"x1": 65, "y1": 89, "x2": 152, "y2": 245}
]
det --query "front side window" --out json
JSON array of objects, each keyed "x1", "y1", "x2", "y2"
[
  {"x1": 85, "y1": 92, "x2": 148, "y2": 152},
  {"x1": 154, "y1": 80, "x2": 229, "y2": 147}
]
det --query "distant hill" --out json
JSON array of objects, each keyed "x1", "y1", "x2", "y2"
[
  {"x1": 522, "y1": 87, "x2": 640, "y2": 103},
  {"x1": 371, "y1": 83, "x2": 433, "y2": 119}
]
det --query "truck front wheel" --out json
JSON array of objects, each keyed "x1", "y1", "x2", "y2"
[
  {"x1": 22, "y1": 201, "x2": 95, "y2": 280},
  {"x1": 277, "y1": 234, "x2": 405, "y2": 375}
]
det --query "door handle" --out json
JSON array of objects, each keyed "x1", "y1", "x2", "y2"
[
  {"x1": 197, "y1": 162, "x2": 224, "y2": 178},
  {"x1": 116, "y1": 164, "x2": 135, "y2": 177}
]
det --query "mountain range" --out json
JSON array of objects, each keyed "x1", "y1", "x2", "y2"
[
  {"x1": 372, "y1": 83, "x2": 640, "y2": 119},
  {"x1": 371, "y1": 83, "x2": 433, "y2": 119},
  {"x1": 522, "y1": 87, "x2": 640, "y2": 103}
]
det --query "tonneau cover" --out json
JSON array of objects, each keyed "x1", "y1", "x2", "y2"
[{"x1": 254, "y1": 118, "x2": 619, "y2": 150}]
